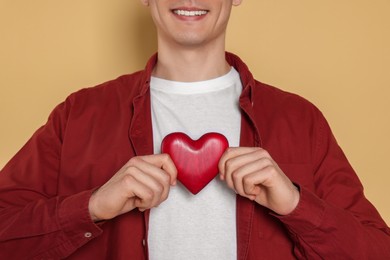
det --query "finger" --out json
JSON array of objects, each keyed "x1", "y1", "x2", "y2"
[
  {"x1": 219, "y1": 147, "x2": 264, "y2": 180},
  {"x1": 159, "y1": 154, "x2": 178, "y2": 185},
  {"x1": 118, "y1": 176, "x2": 154, "y2": 214},
  {"x1": 230, "y1": 158, "x2": 269, "y2": 196},
  {"x1": 140, "y1": 154, "x2": 178, "y2": 185},
  {"x1": 127, "y1": 155, "x2": 174, "y2": 189},
  {"x1": 242, "y1": 165, "x2": 277, "y2": 196},
  {"x1": 221, "y1": 148, "x2": 268, "y2": 188},
  {"x1": 123, "y1": 167, "x2": 166, "y2": 209},
  {"x1": 125, "y1": 156, "x2": 175, "y2": 208}
]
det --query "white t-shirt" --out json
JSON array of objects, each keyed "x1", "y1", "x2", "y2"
[{"x1": 148, "y1": 68, "x2": 242, "y2": 260}]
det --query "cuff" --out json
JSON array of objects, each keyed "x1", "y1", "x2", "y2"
[
  {"x1": 58, "y1": 189, "x2": 103, "y2": 248},
  {"x1": 273, "y1": 185, "x2": 326, "y2": 234}
]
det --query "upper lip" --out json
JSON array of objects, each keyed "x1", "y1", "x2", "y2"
[{"x1": 171, "y1": 6, "x2": 209, "y2": 12}]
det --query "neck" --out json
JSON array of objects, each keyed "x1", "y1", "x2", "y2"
[{"x1": 153, "y1": 41, "x2": 230, "y2": 82}]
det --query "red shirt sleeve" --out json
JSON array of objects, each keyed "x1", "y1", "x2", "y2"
[
  {"x1": 0, "y1": 98, "x2": 102, "y2": 259},
  {"x1": 275, "y1": 111, "x2": 390, "y2": 259}
]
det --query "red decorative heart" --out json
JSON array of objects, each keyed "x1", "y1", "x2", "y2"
[{"x1": 161, "y1": 132, "x2": 229, "y2": 194}]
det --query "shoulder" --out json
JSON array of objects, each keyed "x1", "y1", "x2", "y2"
[
  {"x1": 254, "y1": 81, "x2": 314, "y2": 108},
  {"x1": 68, "y1": 70, "x2": 144, "y2": 106},
  {"x1": 252, "y1": 80, "x2": 323, "y2": 121},
  {"x1": 47, "y1": 70, "x2": 145, "y2": 125},
  {"x1": 250, "y1": 81, "x2": 331, "y2": 164}
]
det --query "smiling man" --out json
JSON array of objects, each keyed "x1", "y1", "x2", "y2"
[{"x1": 0, "y1": 0, "x2": 390, "y2": 259}]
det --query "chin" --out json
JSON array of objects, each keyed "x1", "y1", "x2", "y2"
[{"x1": 173, "y1": 34, "x2": 211, "y2": 47}]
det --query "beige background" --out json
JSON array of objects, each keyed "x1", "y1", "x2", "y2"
[{"x1": 0, "y1": 1, "x2": 389, "y2": 224}]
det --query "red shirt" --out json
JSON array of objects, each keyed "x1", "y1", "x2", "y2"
[{"x1": 0, "y1": 53, "x2": 389, "y2": 259}]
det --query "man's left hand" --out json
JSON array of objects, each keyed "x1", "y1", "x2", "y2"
[{"x1": 218, "y1": 147, "x2": 300, "y2": 215}]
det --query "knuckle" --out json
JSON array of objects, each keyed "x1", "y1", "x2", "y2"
[
  {"x1": 128, "y1": 156, "x2": 142, "y2": 166},
  {"x1": 155, "y1": 183, "x2": 164, "y2": 194},
  {"x1": 122, "y1": 174, "x2": 135, "y2": 185},
  {"x1": 262, "y1": 157, "x2": 273, "y2": 166},
  {"x1": 225, "y1": 147, "x2": 235, "y2": 157},
  {"x1": 124, "y1": 163, "x2": 135, "y2": 171},
  {"x1": 263, "y1": 150, "x2": 271, "y2": 158},
  {"x1": 143, "y1": 189, "x2": 154, "y2": 201},
  {"x1": 123, "y1": 165, "x2": 140, "y2": 178},
  {"x1": 264, "y1": 165, "x2": 278, "y2": 177},
  {"x1": 257, "y1": 156, "x2": 273, "y2": 168},
  {"x1": 242, "y1": 175, "x2": 253, "y2": 186},
  {"x1": 160, "y1": 153, "x2": 171, "y2": 163},
  {"x1": 161, "y1": 190, "x2": 170, "y2": 201},
  {"x1": 231, "y1": 170, "x2": 241, "y2": 182},
  {"x1": 161, "y1": 172, "x2": 170, "y2": 183},
  {"x1": 254, "y1": 148, "x2": 266, "y2": 157},
  {"x1": 225, "y1": 159, "x2": 235, "y2": 171}
]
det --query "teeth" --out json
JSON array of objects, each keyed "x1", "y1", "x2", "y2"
[{"x1": 174, "y1": 10, "x2": 208, "y2": 17}]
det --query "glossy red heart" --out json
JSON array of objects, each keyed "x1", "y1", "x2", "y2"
[{"x1": 161, "y1": 132, "x2": 229, "y2": 194}]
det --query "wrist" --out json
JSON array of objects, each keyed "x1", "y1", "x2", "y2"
[
  {"x1": 282, "y1": 183, "x2": 301, "y2": 216},
  {"x1": 88, "y1": 189, "x2": 102, "y2": 222}
]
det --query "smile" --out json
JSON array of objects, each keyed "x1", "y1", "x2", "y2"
[{"x1": 173, "y1": 10, "x2": 208, "y2": 17}]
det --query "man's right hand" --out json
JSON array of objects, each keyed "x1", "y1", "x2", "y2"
[{"x1": 88, "y1": 154, "x2": 177, "y2": 222}]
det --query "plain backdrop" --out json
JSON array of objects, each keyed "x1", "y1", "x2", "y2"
[{"x1": 1, "y1": 1, "x2": 389, "y2": 224}]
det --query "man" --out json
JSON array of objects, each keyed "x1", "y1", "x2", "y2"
[{"x1": 0, "y1": 0, "x2": 389, "y2": 259}]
